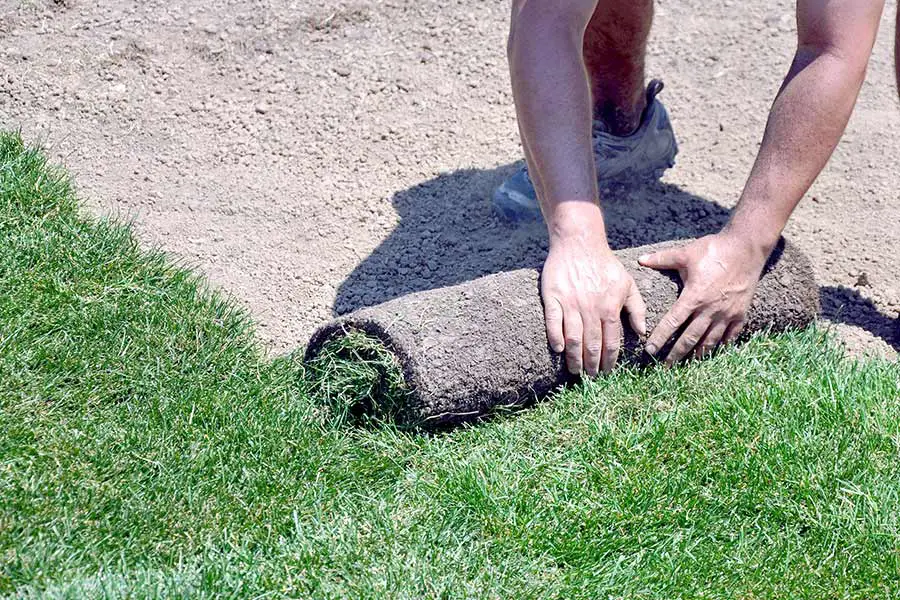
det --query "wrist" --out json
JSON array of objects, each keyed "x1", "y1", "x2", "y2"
[
  {"x1": 719, "y1": 220, "x2": 779, "y2": 265},
  {"x1": 545, "y1": 200, "x2": 608, "y2": 246}
]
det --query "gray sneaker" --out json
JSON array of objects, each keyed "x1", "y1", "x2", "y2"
[{"x1": 493, "y1": 79, "x2": 678, "y2": 221}]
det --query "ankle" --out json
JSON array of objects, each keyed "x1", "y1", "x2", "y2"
[{"x1": 594, "y1": 96, "x2": 647, "y2": 136}]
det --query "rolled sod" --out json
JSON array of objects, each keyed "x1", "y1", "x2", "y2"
[{"x1": 305, "y1": 238, "x2": 819, "y2": 429}]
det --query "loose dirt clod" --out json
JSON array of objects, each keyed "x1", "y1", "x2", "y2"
[{"x1": 305, "y1": 238, "x2": 820, "y2": 430}]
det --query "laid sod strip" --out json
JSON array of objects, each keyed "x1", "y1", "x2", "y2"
[
  {"x1": 305, "y1": 240, "x2": 819, "y2": 430},
  {"x1": 2, "y1": 132, "x2": 900, "y2": 598}
]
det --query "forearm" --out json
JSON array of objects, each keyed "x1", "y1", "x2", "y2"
[
  {"x1": 508, "y1": 4, "x2": 605, "y2": 242},
  {"x1": 726, "y1": 48, "x2": 871, "y2": 256}
]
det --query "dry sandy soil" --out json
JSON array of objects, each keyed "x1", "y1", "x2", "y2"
[{"x1": 2, "y1": 0, "x2": 898, "y2": 359}]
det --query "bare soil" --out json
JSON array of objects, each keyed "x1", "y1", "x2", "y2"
[{"x1": 2, "y1": 0, "x2": 898, "y2": 359}]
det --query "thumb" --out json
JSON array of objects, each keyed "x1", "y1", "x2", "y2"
[{"x1": 638, "y1": 247, "x2": 686, "y2": 271}]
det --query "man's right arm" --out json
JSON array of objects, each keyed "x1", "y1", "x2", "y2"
[{"x1": 508, "y1": 0, "x2": 646, "y2": 376}]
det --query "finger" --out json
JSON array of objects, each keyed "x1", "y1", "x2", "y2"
[
  {"x1": 722, "y1": 320, "x2": 745, "y2": 346},
  {"x1": 693, "y1": 321, "x2": 728, "y2": 360},
  {"x1": 600, "y1": 318, "x2": 622, "y2": 373},
  {"x1": 665, "y1": 317, "x2": 711, "y2": 366},
  {"x1": 623, "y1": 281, "x2": 647, "y2": 337},
  {"x1": 645, "y1": 298, "x2": 694, "y2": 357},
  {"x1": 543, "y1": 296, "x2": 565, "y2": 353},
  {"x1": 582, "y1": 313, "x2": 603, "y2": 378},
  {"x1": 563, "y1": 309, "x2": 584, "y2": 376},
  {"x1": 638, "y1": 247, "x2": 686, "y2": 271}
]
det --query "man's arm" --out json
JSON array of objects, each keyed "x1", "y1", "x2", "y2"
[
  {"x1": 509, "y1": 0, "x2": 599, "y2": 214},
  {"x1": 508, "y1": 0, "x2": 646, "y2": 377},
  {"x1": 728, "y1": 0, "x2": 885, "y2": 253},
  {"x1": 641, "y1": 0, "x2": 884, "y2": 364}
]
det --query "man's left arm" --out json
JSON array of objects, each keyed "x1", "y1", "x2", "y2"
[{"x1": 641, "y1": 0, "x2": 885, "y2": 364}]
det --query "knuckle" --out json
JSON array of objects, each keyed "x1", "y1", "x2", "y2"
[
  {"x1": 564, "y1": 336, "x2": 582, "y2": 348},
  {"x1": 684, "y1": 295, "x2": 703, "y2": 310},
  {"x1": 561, "y1": 299, "x2": 579, "y2": 313},
  {"x1": 599, "y1": 311, "x2": 618, "y2": 324},
  {"x1": 599, "y1": 301, "x2": 621, "y2": 317},
  {"x1": 686, "y1": 302, "x2": 705, "y2": 316},
  {"x1": 682, "y1": 334, "x2": 701, "y2": 346},
  {"x1": 663, "y1": 314, "x2": 682, "y2": 329}
]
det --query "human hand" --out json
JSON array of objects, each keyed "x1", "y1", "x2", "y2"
[
  {"x1": 541, "y1": 217, "x2": 647, "y2": 377},
  {"x1": 638, "y1": 233, "x2": 770, "y2": 365}
]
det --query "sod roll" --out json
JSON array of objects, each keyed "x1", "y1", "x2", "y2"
[{"x1": 305, "y1": 238, "x2": 819, "y2": 429}]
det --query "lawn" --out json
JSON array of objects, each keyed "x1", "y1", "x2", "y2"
[{"x1": 1, "y1": 131, "x2": 899, "y2": 598}]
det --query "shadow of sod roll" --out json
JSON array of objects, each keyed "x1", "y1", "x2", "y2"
[{"x1": 304, "y1": 238, "x2": 819, "y2": 431}]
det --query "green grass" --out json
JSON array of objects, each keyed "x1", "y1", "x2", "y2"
[
  {"x1": 306, "y1": 330, "x2": 410, "y2": 427},
  {"x1": 1, "y1": 131, "x2": 900, "y2": 598}
]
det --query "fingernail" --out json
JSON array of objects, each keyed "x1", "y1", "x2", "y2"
[
  {"x1": 552, "y1": 344, "x2": 564, "y2": 353},
  {"x1": 639, "y1": 254, "x2": 649, "y2": 263},
  {"x1": 645, "y1": 343, "x2": 657, "y2": 356}
]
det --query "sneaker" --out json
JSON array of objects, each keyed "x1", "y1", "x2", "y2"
[{"x1": 493, "y1": 79, "x2": 678, "y2": 222}]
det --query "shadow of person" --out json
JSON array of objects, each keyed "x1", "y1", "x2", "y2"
[
  {"x1": 819, "y1": 285, "x2": 900, "y2": 352},
  {"x1": 334, "y1": 161, "x2": 730, "y2": 315}
]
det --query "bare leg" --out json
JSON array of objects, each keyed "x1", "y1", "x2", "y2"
[{"x1": 582, "y1": 0, "x2": 653, "y2": 136}]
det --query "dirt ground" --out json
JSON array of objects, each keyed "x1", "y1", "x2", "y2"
[{"x1": 2, "y1": 0, "x2": 898, "y2": 359}]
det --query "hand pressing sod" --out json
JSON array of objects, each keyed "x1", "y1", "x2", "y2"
[
  {"x1": 541, "y1": 228, "x2": 647, "y2": 377},
  {"x1": 638, "y1": 233, "x2": 769, "y2": 365}
]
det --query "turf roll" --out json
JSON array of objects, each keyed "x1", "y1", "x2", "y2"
[{"x1": 305, "y1": 238, "x2": 819, "y2": 429}]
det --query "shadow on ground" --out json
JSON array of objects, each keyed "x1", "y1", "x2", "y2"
[
  {"x1": 334, "y1": 162, "x2": 728, "y2": 313},
  {"x1": 820, "y1": 286, "x2": 900, "y2": 353},
  {"x1": 334, "y1": 162, "x2": 899, "y2": 353}
]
